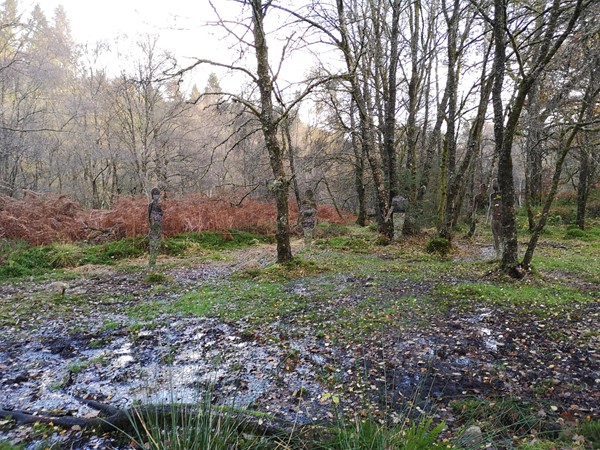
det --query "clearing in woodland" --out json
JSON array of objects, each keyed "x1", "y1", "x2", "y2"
[{"x1": 0, "y1": 223, "x2": 598, "y2": 449}]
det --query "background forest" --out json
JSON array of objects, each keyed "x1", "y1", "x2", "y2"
[
  {"x1": 0, "y1": 2, "x2": 599, "y2": 449},
  {"x1": 0, "y1": 0, "x2": 599, "y2": 270}
]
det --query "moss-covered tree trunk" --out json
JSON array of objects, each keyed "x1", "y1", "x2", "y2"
[
  {"x1": 251, "y1": 0, "x2": 292, "y2": 263},
  {"x1": 491, "y1": 0, "x2": 585, "y2": 277}
]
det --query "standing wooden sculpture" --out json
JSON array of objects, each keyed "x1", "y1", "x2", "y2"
[
  {"x1": 148, "y1": 188, "x2": 163, "y2": 267},
  {"x1": 299, "y1": 189, "x2": 317, "y2": 248}
]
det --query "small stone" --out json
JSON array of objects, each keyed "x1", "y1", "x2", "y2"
[
  {"x1": 48, "y1": 281, "x2": 68, "y2": 295},
  {"x1": 459, "y1": 425, "x2": 483, "y2": 447}
]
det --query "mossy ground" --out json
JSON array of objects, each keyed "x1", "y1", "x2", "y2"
[{"x1": 0, "y1": 223, "x2": 598, "y2": 448}]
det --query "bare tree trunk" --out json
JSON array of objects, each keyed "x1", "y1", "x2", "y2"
[
  {"x1": 362, "y1": 74, "x2": 391, "y2": 234},
  {"x1": 251, "y1": 0, "x2": 292, "y2": 263},
  {"x1": 282, "y1": 114, "x2": 301, "y2": 209},
  {"x1": 576, "y1": 148, "x2": 590, "y2": 230},
  {"x1": 383, "y1": 0, "x2": 401, "y2": 202},
  {"x1": 419, "y1": 81, "x2": 449, "y2": 204},
  {"x1": 492, "y1": 0, "x2": 585, "y2": 277},
  {"x1": 440, "y1": 43, "x2": 493, "y2": 239},
  {"x1": 522, "y1": 65, "x2": 599, "y2": 268},
  {"x1": 491, "y1": 0, "x2": 521, "y2": 276},
  {"x1": 350, "y1": 106, "x2": 368, "y2": 226},
  {"x1": 335, "y1": 0, "x2": 390, "y2": 235},
  {"x1": 524, "y1": 80, "x2": 544, "y2": 231},
  {"x1": 576, "y1": 100, "x2": 595, "y2": 229},
  {"x1": 403, "y1": 0, "x2": 422, "y2": 236},
  {"x1": 437, "y1": 0, "x2": 459, "y2": 239}
]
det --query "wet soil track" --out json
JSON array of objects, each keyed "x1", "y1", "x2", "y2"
[{"x1": 0, "y1": 242, "x2": 598, "y2": 448}]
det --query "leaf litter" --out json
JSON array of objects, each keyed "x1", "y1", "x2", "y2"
[{"x1": 0, "y1": 239, "x2": 597, "y2": 449}]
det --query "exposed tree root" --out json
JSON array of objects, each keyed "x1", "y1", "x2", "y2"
[{"x1": 0, "y1": 396, "x2": 321, "y2": 439}]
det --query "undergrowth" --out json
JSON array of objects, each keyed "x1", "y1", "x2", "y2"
[
  {"x1": 323, "y1": 417, "x2": 446, "y2": 449},
  {"x1": 0, "y1": 191, "x2": 355, "y2": 246},
  {"x1": 0, "y1": 231, "x2": 266, "y2": 280},
  {"x1": 449, "y1": 397, "x2": 600, "y2": 449},
  {"x1": 0, "y1": 222, "x2": 598, "y2": 449},
  {"x1": 121, "y1": 391, "x2": 274, "y2": 450}
]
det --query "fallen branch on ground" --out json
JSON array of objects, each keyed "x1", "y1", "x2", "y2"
[{"x1": 0, "y1": 396, "x2": 328, "y2": 440}]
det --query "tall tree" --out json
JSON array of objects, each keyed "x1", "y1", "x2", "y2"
[
  {"x1": 521, "y1": 61, "x2": 600, "y2": 268},
  {"x1": 489, "y1": 0, "x2": 587, "y2": 276}
]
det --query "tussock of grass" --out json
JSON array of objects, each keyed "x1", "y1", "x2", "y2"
[
  {"x1": 145, "y1": 272, "x2": 171, "y2": 284},
  {"x1": 316, "y1": 222, "x2": 352, "y2": 238},
  {"x1": 425, "y1": 237, "x2": 452, "y2": 257},
  {"x1": 448, "y1": 397, "x2": 585, "y2": 447},
  {"x1": 123, "y1": 391, "x2": 274, "y2": 450},
  {"x1": 325, "y1": 417, "x2": 446, "y2": 449},
  {"x1": 241, "y1": 258, "x2": 328, "y2": 281},
  {"x1": 316, "y1": 235, "x2": 374, "y2": 253}
]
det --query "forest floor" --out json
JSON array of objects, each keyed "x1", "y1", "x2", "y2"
[{"x1": 0, "y1": 225, "x2": 598, "y2": 449}]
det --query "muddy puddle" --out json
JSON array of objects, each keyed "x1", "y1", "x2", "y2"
[
  {"x1": 1, "y1": 242, "x2": 598, "y2": 448},
  {"x1": 0, "y1": 311, "x2": 341, "y2": 438}
]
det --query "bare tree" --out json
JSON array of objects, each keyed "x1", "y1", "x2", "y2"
[{"x1": 488, "y1": 0, "x2": 588, "y2": 276}]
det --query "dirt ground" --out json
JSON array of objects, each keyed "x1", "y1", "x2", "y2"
[{"x1": 0, "y1": 239, "x2": 598, "y2": 449}]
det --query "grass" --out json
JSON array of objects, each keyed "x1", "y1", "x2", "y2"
[
  {"x1": 315, "y1": 222, "x2": 352, "y2": 238},
  {"x1": 0, "y1": 292, "x2": 94, "y2": 328},
  {"x1": 127, "y1": 279, "x2": 304, "y2": 326},
  {"x1": 433, "y1": 282, "x2": 596, "y2": 316},
  {"x1": 145, "y1": 272, "x2": 171, "y2": 284},
  {"x1": 323, "y1": 417, "x2": 446, "y2": 449},
  {"x1": 239, "y1": 257, "x2": 328, "y2": 281},
  {"x1": 316, "y1": 234, "x2": 376, "y2": 253},
  {"x1": 121, "y1": 391, "x2": 280, "y2": 450},
  {"x1": 1, "y1": 222, "x2": 598, "y2": 448},
  {"x1": 425, "y1": 237, "x2": 452, "y2": 257},
  {"x1": 118, "y1": 382, "x2": 449, "y2": 450},
  {"x1": 0, "y1": 230, "x2": 267, "y2": 281},
  {"x1": 447, "y1": 397, "x2": 600, "y2": 449},
  {"x1": 162, "y1": 231, "x2": 268, "y2": 255},
  {"x1": 0, "y1": 442, "x2": 24, "y2": 450}
]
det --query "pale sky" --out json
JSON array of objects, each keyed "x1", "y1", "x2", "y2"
[
  {"x1": 31, "y1": 0, "x2": 246, "y2": 90},
  {"x1": 28, "y1": 0, "x2": 324, "y2": 95},
  {"x1": 36, "y1": 0, "x2": 220, "y2": 52}
]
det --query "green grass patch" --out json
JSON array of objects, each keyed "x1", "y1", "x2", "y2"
[
  {"x1": 82, "y1": 237, "x2": 148, "y2": 264},
  {"x1": 127, "y1": 279, "x2": 303, "y2": 326},
  {"x1": 316, "y1": 222, "x2": 351, "y2": 238},
  {"x1": 0, "y1": 231, "x2": 267, "y2": 281},
  {"x1": 47, "y1": 243, "x2": 85, "y2": 267},
  {"x1": 0, "y1": 244, "x2": 54, "y2": 279},
  {"x1": 425, "y1": 237, "x2": 452, "y2": 257},
  {"x1": 563, "y1": 224, "x2": 600, "y2": 242},
  {"x1": 326, "y1": 417, "x2": 446, "y2": 449},
  {"x1": 450, "y1": 397, "x2": 598, "y2": 448},
  {"x1": 451, "y1": 397, "x2": 552, "y2": 438},
  {"x1": 316, "y1": 235, "x2": 374, "y2": 253},
  {"x1": 145, "y1": 272, "x2": 171, "y2": 284},
  {"x1": 162, "y1": 231, "x2": 266, "y2": 256},
  {"x1": 533, "y1": 242, "x2": 600, "y2": 284},
  {"x1": 577, "y1": 419, "x2": 600, "y2": 448},
  {"x1": 434, "y1": 282, "x2": 595, "y2": 315},
  {"x1": 0, "y1": 441, "x2": 25, "y2": 450},
  {"x1": 240, "y1": 258, "x2": 328, "y2": 281},
  {"x1": 100, "y1": 319, "x2": 121, "y2": 331},
  {"x1": 0, "y1": 292, "x2": 93, "y2": 327}
]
